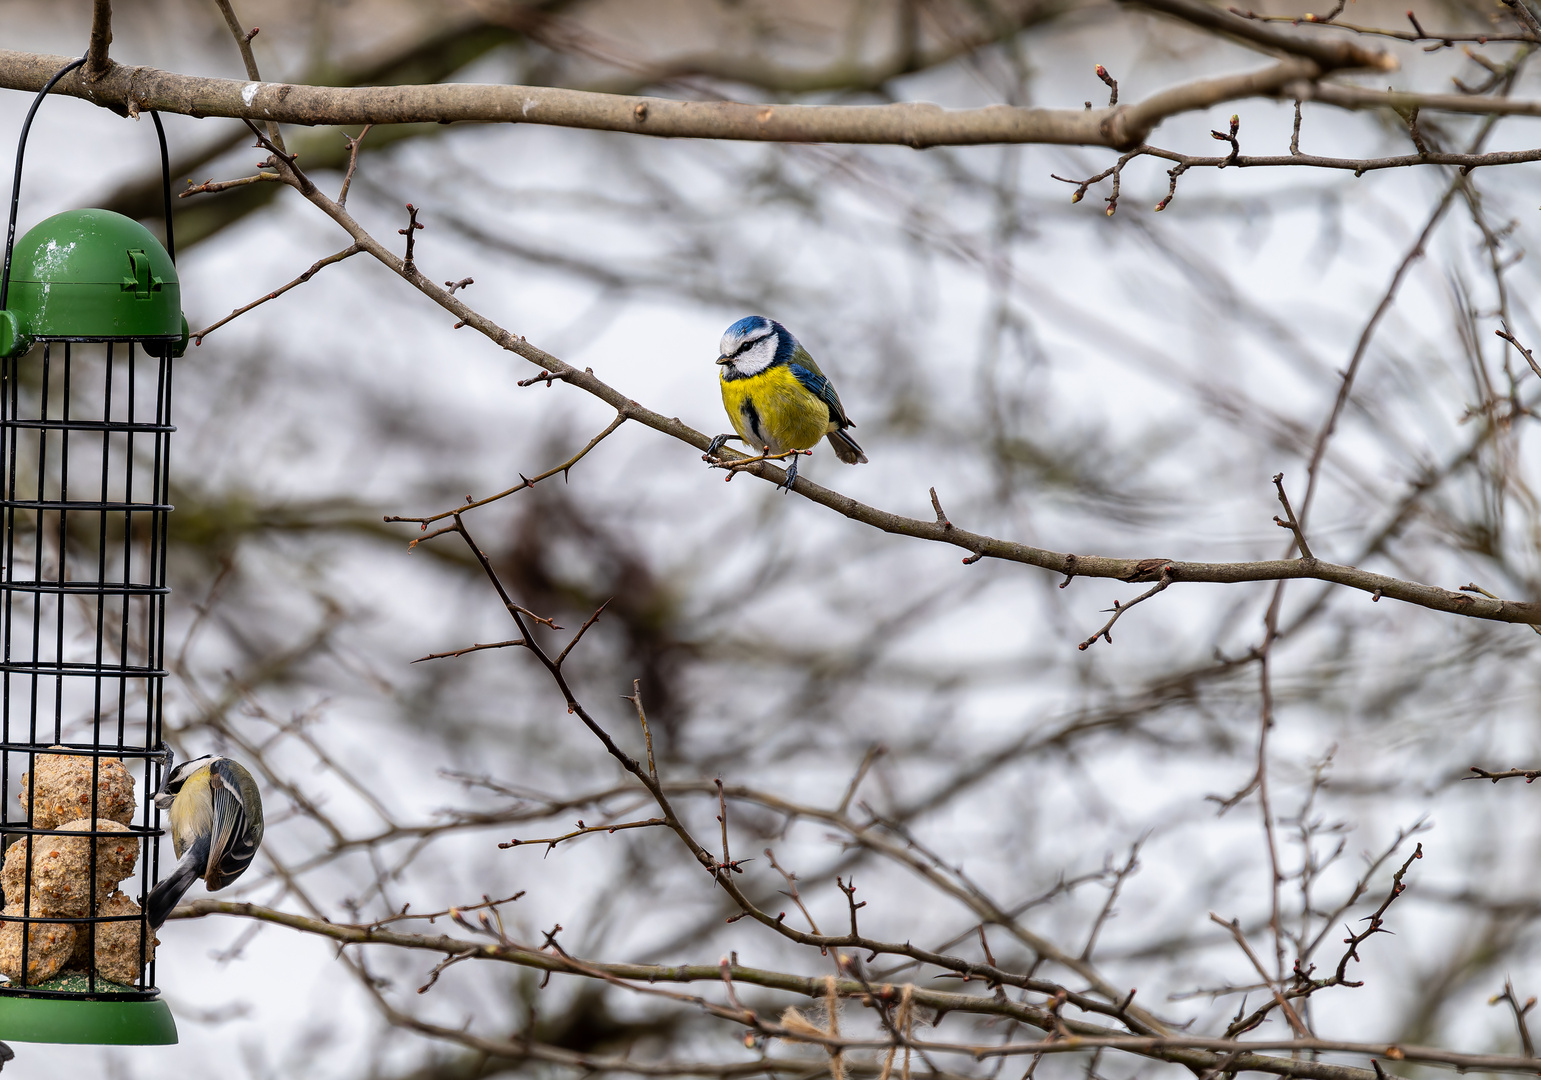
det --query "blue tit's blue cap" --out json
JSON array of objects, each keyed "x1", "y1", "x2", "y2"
[{"x1": 725, "y1": 315, "x2": 772, "y2": 338}]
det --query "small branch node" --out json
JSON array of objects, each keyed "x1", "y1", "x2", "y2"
[
  {"x1": 1210, "y1": 114, "x2": 1241, "y2": 168},
  {"x1": 399, "y1": 203, "x2": 424, "y2": 273}
]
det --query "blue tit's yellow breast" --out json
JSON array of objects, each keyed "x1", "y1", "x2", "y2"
[
  {"x1": 169, "y1": 767, "x2": 215, "y2": 860},
  {"x1": 720, "y1": 365, "x2": 831, "y2": 454}
]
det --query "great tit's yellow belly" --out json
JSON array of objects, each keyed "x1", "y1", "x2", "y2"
[{"x1": 720, "y1": 366, "x2": 832, "y2": 455}]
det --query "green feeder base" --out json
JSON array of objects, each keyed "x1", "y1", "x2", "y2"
[{"x1": 0, "y1": 979, "x2": 177, "y2": 1045}]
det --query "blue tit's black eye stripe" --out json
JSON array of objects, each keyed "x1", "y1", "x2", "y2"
[{"x1": 732, "y1": 333, "x2": 768, "y2": 358}]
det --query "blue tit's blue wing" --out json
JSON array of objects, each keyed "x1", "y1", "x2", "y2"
[
  {"x1": 205, "y1": 760, "x2": 257, "y2": 891},
  {"x1": 788, "y1": 361, "x2": 855, "y2": 429}
]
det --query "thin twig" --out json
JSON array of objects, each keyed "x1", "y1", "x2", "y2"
[
  {"x1": 192, "y1": 243, "x2": 362, "y2": 345},
  {"x1": 1209, "y1": 914, "x2": 1309, "y2": 1037},
  {"x1": 500, "y1": 818, "x2": 667, "y2": 853},
  {"x1": 624, "y1": 680, "x2": 658, "y2": 784},
  {"x1": 1078, "y1": 568, "x2": 1173, "y2": 650},
  {"x1": 1271, "y1": 473, "x2": 1315, "y2": 560},
  {"x1": 338, "y1": 124, "x2": 372, "y2": 206},
  {"x1": 386, "y1": 413, "x2": 628, "y2": 526},
  {"x1": 837, "y1": 745, "x2": 885, "y2": 816},
  {"x1": 412, "y1": 639, "x2": 526, "y2": 663},
  {"x1": 1466, "y1": 767, "x2": 1541, "y2": 783},
  {"x1": 1492, "y1": 981, "x2": 1538, "y2": 1056},
  {"x1": 554, "y1": 601, "x2": 611, "y2": 668},
  {"x1": 1496, "y1": 326, "x2": 1541, "y2": 383},
  {"x1": 180, "y1": 171, "x2": 284, "y2": 198}
]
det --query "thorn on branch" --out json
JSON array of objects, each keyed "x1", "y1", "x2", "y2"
[
  {"x1": 1291, "y1": 99, "x2": 1303, "y2": 156},
  {"x1": 399, "y1": 203, "x2": 424, "y2": 273},
  {"x1": 1059, "y1": 554, "x2": 1078, "y2": 589},
  {"x1": 1406, "y1": 10, "x2": 1427, "y2": 36},
  {"x1": 445, "y1": 277, "x2": 475, "y2": 294},
  {"x1": 1095, "y1": 64, "x2": 1118, "y2": 107},
  {"x1": 1210, "y1": 114, "x2": 1241, "y2": 168}
]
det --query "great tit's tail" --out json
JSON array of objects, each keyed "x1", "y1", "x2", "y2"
[
  {"x1": 826, "y1": 428, "x2": 868, "y2": 465},
  {"x1": 147, "y1": 839, "x2": 207, "y2": 929}
]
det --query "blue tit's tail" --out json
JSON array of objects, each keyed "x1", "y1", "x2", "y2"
[
  {"x1": 147, "y1": 837, "x2": 207, "y2": 929},
  {"x1": 826, "y1": 428, "x2": 868, "y2": 465}
]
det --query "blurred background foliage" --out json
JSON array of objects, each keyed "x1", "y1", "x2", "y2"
[{"x1": 6, "y1": 0, "x2": 1541, "y2": 1077}]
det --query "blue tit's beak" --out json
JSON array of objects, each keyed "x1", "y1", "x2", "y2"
[{"x1": 716, "y1": 355, "x2": 732, "y2": 365}]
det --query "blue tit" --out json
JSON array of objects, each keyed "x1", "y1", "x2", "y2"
[
  {"x1": 146, "y1": 754, "x2": 264, "y2": 929},
  {"x1": 707, "y1": 316, "x2": 867, "y2": 491}
]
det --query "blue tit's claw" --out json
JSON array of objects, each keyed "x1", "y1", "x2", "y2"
[
  {"x1": 780, "y1": 457, "x2": 799, "y2": 492},
  {"x1": 704, "y1": 434, "x2": 737, "y2": 460}
]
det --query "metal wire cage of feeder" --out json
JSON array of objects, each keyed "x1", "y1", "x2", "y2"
[{"x1": 0, "y1": 56, "x2": 188, "y2": 1046}]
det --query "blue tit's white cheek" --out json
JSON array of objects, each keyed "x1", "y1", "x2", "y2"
[{"x1": 732, "y1": 336, "x2": 777, "y2": 377}]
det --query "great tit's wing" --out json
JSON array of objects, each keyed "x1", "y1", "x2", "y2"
[
  {"x1": 204, "y1": 760, "x2": 258, "y2": 891},
  {"x1": 788, "y1": 350, "x2": 855, "y2": 428}
]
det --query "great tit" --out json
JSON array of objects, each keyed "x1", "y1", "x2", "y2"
[
  {"x1": 147, "y1": 754, "x2": 264, "y2": 929},
  {"x1": 707, "y1": 316, "x2": 867, "y2": 491}
]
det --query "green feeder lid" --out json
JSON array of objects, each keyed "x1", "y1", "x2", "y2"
[
  {"x1": 0, "y1": 981, "x2": 177, "y2": 1045},
  {"x1": 0, "y1": 208, "x2": 187, "y2": 359}
]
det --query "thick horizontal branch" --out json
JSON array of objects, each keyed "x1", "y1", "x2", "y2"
[
  {"x1": 175, "y1": 901, "x2": 1541, "y2": 1078},
  {"x1": 0, "y1": 48, "x2": 1364, "y2": 152}
]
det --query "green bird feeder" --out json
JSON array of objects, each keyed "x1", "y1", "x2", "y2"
[{"x1": 0, "y1": 55, "x2": 187, "y2": 1046}]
